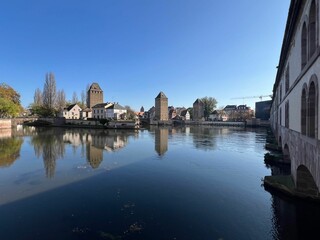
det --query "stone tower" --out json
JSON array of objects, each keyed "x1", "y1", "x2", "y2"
[
  {"x1": 87, "y1": 83, "x2": 103, "y2": 108},
  {"x1": 193, "y1": 98, "x2": 204, "y2": 120},
  {"x1": 155, "y1": 91, "x2": 168, "y2": 121}
]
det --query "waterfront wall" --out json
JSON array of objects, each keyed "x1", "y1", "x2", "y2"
[{"x1": 277, "y1": 126, "x2": 320, "y2": 190}]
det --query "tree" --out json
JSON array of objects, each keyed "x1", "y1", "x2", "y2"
[
  {"x1": 124, "y1": 105, "x2": 136, "y2": 120},
  {"x1": 56, "y1": 90, "x2": 66, "y2": 111},
  {"x1": 33, "y1": 88, "x2": 42, "y2": 106},
  {"x1": 42, "y1": 73, "x2": 57, "y2": 112},
  {"x1": 201, "y1": 97, "x2": 218, "y2": 120},
  {"x1": 0, "y1": 83, "x2": 22, "y2": 118},
  {"x1": 72, "y1": 91, "x2": 78, "y2": 104},
  {"x1": 81, "y1": 90, "x2": 86, "y2": 108}
]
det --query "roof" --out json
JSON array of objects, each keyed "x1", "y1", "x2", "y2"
[
  {"x1": 224, "y1": 105, "x2": 237, "y2": 110},
  {"x1": 180, "y1": 109, "x2": 189, "y2": 116},
  {"x1": 155, "y1": 91, "x2": 167, "y2": 99},
  {"x1": 65, "y1": 104, "x2": 80, "y2": 111},
  {"x1": 193, "y1": 98, "x2": 204, "y2": 104},
  {"x1": 92, "y1": 103, "x2": 112, "y2": 108},
  {"x1": 88, "y1": 83, "x2": 103, "y2": 92},
  {"x1": 106, "y1": 103, "x2": 126, "y2": 110}
]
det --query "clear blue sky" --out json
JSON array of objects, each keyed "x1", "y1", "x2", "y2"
[{"x1": 0, "y1": 0, "x2": 290, "y2": 111}]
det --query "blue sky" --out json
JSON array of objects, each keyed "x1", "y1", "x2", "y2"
[{"x1": 0, "y1": 0, "x2": 290, "y2": 111}]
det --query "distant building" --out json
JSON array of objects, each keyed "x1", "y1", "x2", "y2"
[
  {"x1": 87, "y1": 83, "x2": 103, "y2": 108},
  {"x1": 155, "y1": 92, "x2": 168, "y2": 121},
  {"x1": 209, "y1": 110, "x2": 228, "y2": 121},
  {"x1": 193, "y1": 99, "x2": 204, "y2": 120},
  {"x1": 60, "y1": 104, "x2": 82, "y2": 119},
  {"x1": 92, "y1": 102, "x2": 127, "y2": 120},
  {"x1": 180, "y1": 109, "x2": 190, "y2": 121},
  {"x1": 168, "y1": 108, "x2": 177, "y2": 119},
  {"x1": 140, "y1": 106, "x2": 144, "y2": 112},
  {"x1": 255, "y1": 100, "x2": 272, "y2": 120}
]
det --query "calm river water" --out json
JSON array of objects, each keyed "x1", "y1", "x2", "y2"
[{"x1": 0, "y1": 125, "x2": 319, "y2": 240}]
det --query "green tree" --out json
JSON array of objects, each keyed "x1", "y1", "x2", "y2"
[
  {"x1": 201, "y1": 96, "x2": 218, "y2": 120},
  {"x1": 0, "y1": 83, "x2": 22, "y2": 117}
]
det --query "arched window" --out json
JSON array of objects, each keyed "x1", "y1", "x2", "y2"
[
  {"x1": 308, "y1": 81, "x2": 316, "y2": 138},
  {"x1": 308, "y1": 0, "x2": 316, "y2": 59},
  {"x1": 301, "y1": 22, "x2": 307, "y2": 69},
  {"x1": 301, "y1": 87, "x2": 307, "y2": 135},
  {"x1": 285, "y1": 101, "x2": 289, "y2": 128}
]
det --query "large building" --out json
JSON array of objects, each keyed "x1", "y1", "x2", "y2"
[
  {"x1": 87, "y1": 83, "x2": 103, "y2": 108},
  {"x1": 270, "y1": 0, "x2": 320, "y2": 195},
  {"x1": 193, "y1": 99, "x2": 204, "y2": 120},
  {"x1": 155, "y1": 92, "x2": 168, "y2": 121}
]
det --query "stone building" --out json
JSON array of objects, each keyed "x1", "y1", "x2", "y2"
[
  {"x1": 270, "y1": 0, "x2": 320, "y2": 196},
  {"x1": 193, "y1": 99, "x2": 204, "y2": 120},
  {"x1": 155, "y1": 92, "x2": 168, "y2": 121},
  {"x1": 87, "y1": 83, "x2": 103, "y2": 108}
]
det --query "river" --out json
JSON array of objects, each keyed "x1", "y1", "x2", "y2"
[{"x1": 0, "y1": 125, "x2": 319, "y2": 240}]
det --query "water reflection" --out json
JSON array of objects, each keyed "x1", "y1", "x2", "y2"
[
  {"x1": 28, "y1": 128, "x2": 137, "y2": 177},
  {"x1": 0, "y1": 129, "x2": 23, "y2": 168},
  {"x1": 155, "y1": 128, "x2": 168, "y2": 156}
]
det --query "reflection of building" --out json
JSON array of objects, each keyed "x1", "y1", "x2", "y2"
[
  {"x1": 155, "y1": 128, "x2": 168, "y2": 156},
  {"x1": 87, "y1": 82, "x2": 104, "y2": 108},
  {"x1": 86, "y1": 144, "x2": 103, "y2": 169},
  {"x1": 155, "y1": 92, "x2": 168, "y2": 121}
]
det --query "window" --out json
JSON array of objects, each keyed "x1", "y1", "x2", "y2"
[
  {"x1": 301, "y1": 22, "x2": 307, "y2": 69},
  {"x1": 285, "y1": 101, "x2": 289, "y2": 128},
  {"x1": 308, "y1": 0, "x2": 316, "y2": 59},
  {"x1": 285, "y1": 66, "x2": 289, "y2": 93},
  {"x1": 279, "y1": 84, "x2": 282, "y2": 102},
  {"x1": 308, "y1": 81, "x2": 316, "y2": 138},
  {"x1": 279, "y1": 107, "x2": 282, "y2": 126},
  {"x1": 301, "y1": 88, "x2": 307, "y2": 135}
]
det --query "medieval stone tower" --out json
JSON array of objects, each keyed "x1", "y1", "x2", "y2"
[
  {"x1": 87, "y1": 83, "x2": 103, "y2": 108},
  {"x1": 193, "y1": 98, "x2": 204, "y2": 120},
  {"x1": 155, "y1": 91, "x2": 168, "y2": 121}
]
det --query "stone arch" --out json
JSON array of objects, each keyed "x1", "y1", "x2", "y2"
[
  {"x1": 308, "y1": 0, "x2": 317, "y2": 58},
  {"x1": 307, "y1": 74, "x2": 318, "y2": 138},
  {"x1": 296, "y1": 165, "x2": 319, "y2": 196},
  {"x1": 283, "y1": 143, "x2": 290, "y2": 163},
  {"x1": 301, "y1": 83, "x2": 308, "y2": 135},
  {"x1": 301, "y1": 21, "x2": 308, "y2": 69}
]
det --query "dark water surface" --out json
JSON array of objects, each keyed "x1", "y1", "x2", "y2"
[{"x1": 0, "y1": 126, "x2": 319, "y2": 240}]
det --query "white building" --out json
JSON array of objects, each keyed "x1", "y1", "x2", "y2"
[
  {"x1": 270, "y1": 0, "x2": 320, "y2": 196},
  {"x1": 92, "y1": 103, "x2": 127, "y2": 120},
  {"x1": 60, "y1": 104, "x2": 82, "y2": 119}
]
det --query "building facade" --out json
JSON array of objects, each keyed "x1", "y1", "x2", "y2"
[
  {"x1": 60, "y1": 104, "x2": 82, "y2": 119},
  {"x1": 155, "y1": 92, "x2": 168, "y2": 121},
  {"x1": 87, "y1": 83, "x2": 103, "y2": 108},
  {"x1": 92, "y1": 102, "x2": 127, "y2": 120},
  {"x1": 270, "y1": 0, "x2": 320, "y2": 195},
  {"x1": 193, "y1": 99, "x2": 204, "y2": 120}
]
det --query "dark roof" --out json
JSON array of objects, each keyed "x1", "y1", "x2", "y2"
[
  {"x1": 155, "y1": 91, "x2": 167, "y2": 99},
  {"x1": 66, "y1": 104, "x2": 78, "y2": 111},
  {"x1": 92, "y1": 103, "x2": 110, "y2": 108},
  {"x1": 224, "y1": 105, "x2": 237, "y2": 110},
  {"x1": 211, "y1": 110, "x2": 218, "y2": 114},
  {"x1": 106, "y1": 103, "x2": 126, "y2": 110},
  {"x1": 89, "y1": 83, "x2": 103, "y2": 92},
  {"x1": 193, "y1": 98, "x2": 204, "y2": 104},
  {"x1": 180, "y1": 109, "x2": 189, "y2": 116}
]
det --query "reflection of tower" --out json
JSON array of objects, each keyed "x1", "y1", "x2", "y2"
[
  {"x1": 155, "y1": 128, "x2": 168, "y2": 156},
  {"x1": 87, "y1": 83, "x2": 103, "y2": 108},
  {"x1": 155, "y1": 92, "x2": 168, "y2": 120},
  {"x1": 86, "y1": 144, "x2": 103, "y2": 169}
]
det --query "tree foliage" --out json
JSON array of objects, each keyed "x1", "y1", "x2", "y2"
[
  {"x1": 124, "y1": 105, "x2": 136, "y2": 120},
  {"x1": 42, "y1": 73, "x2": 57, "y2": 110},
  {"x1": 0, "y1": 83, "x2": 22, "y2": 118},
  {"x1": 201, "y1": 96, "x2": 218, "y2": 120}
]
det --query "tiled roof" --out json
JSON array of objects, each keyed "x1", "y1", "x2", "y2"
[{"x1": 89, "y1": 83, "x2": 103, "y2": 91}]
